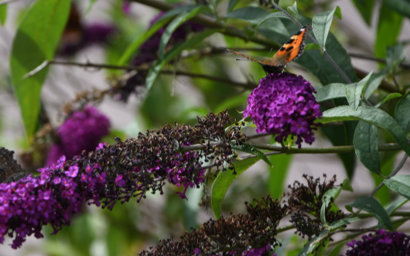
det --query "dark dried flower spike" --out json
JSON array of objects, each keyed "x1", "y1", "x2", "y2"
[
  {"x1": 139, "y1": 195, "x2": 282, "y2": 255},
  {"x1": 0, "y1": 147, "x2": 27, "y2": 183},
  {"x1": 287, "y1": 174, "x2": 344, "y2": 239}
]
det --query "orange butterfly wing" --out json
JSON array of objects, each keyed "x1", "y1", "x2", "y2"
[
  {"x1": 228, "y1": 25, "x2": 308, "y2": 73},
  {"x1": 272, "y1": 26, "x2": 308, "y2": 65}
]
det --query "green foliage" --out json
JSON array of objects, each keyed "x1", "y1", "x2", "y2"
[
  {"x1": 384, "y1": 175, "x2": 410, "y2": 200},
  {"x1": 375, "y1": 2, "x2": 403, "y2": 58},
  {"x1": 353, "y1": 121, "x2": 380, "y2": 174},
  {"x1": 322, "y1": 106, "x2": 410, "y2": 155},
  {"x1": 312, "y1": 6, "x2": 341, "y2": 50},
  {"x1": 0, "y1": 4, "x2": 6, "y2": 25},
  {"x1": 351, "y1": 0, "x2": 375, "y2": 25},
  {"x1": 3, "y1": 0, "x2": 410, "y2": 254},
  {"x1": 211, "y1": 157, "x2": 259, "y2": 219},
  {"x1": 347, "y1": 196, "x2": 392, "y2": 229},
  {"x1": 10, "y1": 0, "x2": 70, "y2": 140}
]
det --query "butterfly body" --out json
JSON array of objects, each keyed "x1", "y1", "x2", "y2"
[{"x1": 230, "y1": 25, "x2": 308, "y2": 73}]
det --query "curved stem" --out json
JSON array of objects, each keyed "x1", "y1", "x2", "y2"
[{"x1": 371, "y1": 154, "x2": 409, "y2": 197}]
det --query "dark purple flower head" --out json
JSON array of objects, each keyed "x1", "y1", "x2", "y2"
[
  {"x1": 84, "y1": 23, "x2": 116, "y2": 45},
  {"x1": 345, "y1": 229, "x2": 410, "y2": 256},
  {"x1": 244, "y1": 73, "x2": 322, "y2": 148},
  {"x1": 46, "y1": 106, "x2": 110, "y2": 165}
]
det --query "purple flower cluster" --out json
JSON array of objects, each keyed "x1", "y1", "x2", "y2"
[
  {"x1": 0, "y1": 157, "x2": 106, "y2": 249},
  {"x1": 244, "y1": 73, "x2": 322, "y2": 147},
  {"x1": 345, "y1": 229, "x2": 410, "y2": 256},
  {"x1": 1, "y1": 112, "x2": 240, "y2": 249},
  {"x1": 46, "y1": 106, "x2": 110, "y2": 165}
]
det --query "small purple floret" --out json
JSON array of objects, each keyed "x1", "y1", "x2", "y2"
[{"x1": 345, "y1": 229, "x2": 410, "y2": 255}]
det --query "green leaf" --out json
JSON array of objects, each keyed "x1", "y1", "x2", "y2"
[
  {"x1": 0, "y1": 4, "x2": 7, "y2": 25},
  {"x1": 320, "y1": 187, "x2": 342, "y2": 225},
  {"x1": 385, "y1": 195, "x2": 408, "y2": 214},
  {"x1": 345, "y1": 72, "x2": 372, "y2": 109},
  {"x1": 353, "y1": 121, "x2": 381, "y2": 174},
  {"x1": 10, "y1": 0, "x2": 70, "y2": 139},
  {"x1": 328, "y1": 217, "x2": 360, "y2": 230},
  {"x1": 322, "y1": 106, "x2": 410, "y2": 156},
  {"x1": 384, "y1": 0, "x2": 410, "y2": 18},
  {"x1": 146, "y1": 29, "x2": 219, "y2": 90},
  {"x1": 214, "y1": 91, "x2": 248, "y2": 113},
  {"x1": 312, "y1": 6, "x2": 341, "y2": 50},
  {"x1": 297, "y1": 32, "x2": 357, "y2": 84},
  {"x1": 376, "y1": 92, "x2": 402, "y2": 107},
  {"x1": 363, "y1": 73, "x2": 385, "y2": 99},
  {"x1": 315, "y1": 83, "x2": 346, "y2": 102},
  {"x1": 321, "y1": 123, "x2": 356, "y2": 179},
  {"x1": 211, "y1": 157, "x2": 260, "y2": 219},
  {"x1": 298, "y1": 229, "x2": 330, "y2": 256},
  {"x1": 386, "y1": 44, "x2": 404, "y2": 70},
  {"x1": 158, "y1": 6, "x2": 208, "y2": 58},
  {"x1": 341, "y1": 178, "x2": 353, "y2": 192},
  {"x1": 395, "y1": 93, "x2": 410, "y2": 131},
  {"x1": 118, "y1": 5, "x2": 199, "y2": 65},
  {"x1": 268, "y1": 154, "x2": 292, "y2": 199},
  {"x1": 328, "y1": 243, "x2": 345, "y2": 256},
  {"x1": 227, "y1": 0, "x2": 240, "y2": 12},
  {"x1": 384, "y1": 175, "x2": 410, "y2": 200},
  {"x1": 347, "y1": 196, "x2": 392, "y2": 229},
  {"x1": 375, "y1": 2, "x2": 403, "y2": 58},
  {"x1": 225, "y1": 6, "x2": 270, "y2": 24},
  {"x1": 352, "y1": 0, "x2": 375, "y2": 25},
  {"x1": 231, "y1": 143, "x2": 271, "y2": 166}
]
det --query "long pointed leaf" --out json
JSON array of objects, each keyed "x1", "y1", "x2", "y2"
[
  {"x1": 312, "y1": 6, "x2": 341, "y2": 50},
  {"x1": 10, "y1": 0, "x2": 70, "y2": 139},
  {"x1": 353, "y1": 121, "x2": 380, "y2": 174}
]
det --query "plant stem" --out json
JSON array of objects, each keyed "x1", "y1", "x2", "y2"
[
  {"x1": 371, "y1": 154, "x2": 409, "y2": 196},
  {"x1": 349, "y1": 52, "x2": 410, "y2": 69},
  {"x1": 48, "y1": 60, "x2": 255, "y2": 89},
  {"x1": 182, "y1": 141, "x2": 405, "y2": 154}
]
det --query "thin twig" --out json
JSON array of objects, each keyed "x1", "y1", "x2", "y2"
[
  {"x1": 349, "y1": 52, "x2": 410, "y2": 69},
  {"x1": 182, "y1": 141, "x2": 405, "y2": 154},
  {"x1": 371, "y1": 154, "x2": 409, "y2": 196},
  {"x1": 47, "y1": 60, "x2": 256, "y2": 89}
]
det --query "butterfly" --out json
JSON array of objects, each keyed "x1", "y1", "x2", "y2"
[{"x1": 229, "y1": 25, "x2": 309, "y2": 73}]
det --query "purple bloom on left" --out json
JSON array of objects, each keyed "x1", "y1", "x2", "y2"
[{"x1": 46, "y1": 106, "x2": 110, "y2": 165}]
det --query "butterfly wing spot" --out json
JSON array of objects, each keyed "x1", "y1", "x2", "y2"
[{"x1": 285, "y1": 46, "x2": 294, "y2": 52}]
